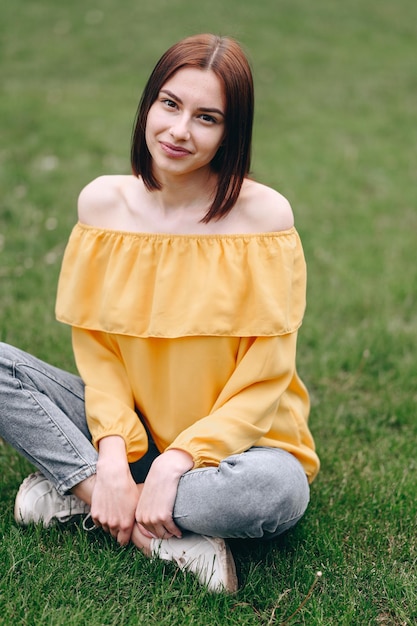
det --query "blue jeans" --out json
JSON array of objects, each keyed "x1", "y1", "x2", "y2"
[{"x1": 0, "y1": 342, "x2": 310, "y2": 539}]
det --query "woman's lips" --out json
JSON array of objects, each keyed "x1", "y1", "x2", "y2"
[{"x1": 160, "y1": 142, "x2": 191, "y2": 157}]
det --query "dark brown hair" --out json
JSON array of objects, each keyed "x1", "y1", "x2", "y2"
[{"x1": 131, "y1": 34, "x2": 254, "y2": 222}]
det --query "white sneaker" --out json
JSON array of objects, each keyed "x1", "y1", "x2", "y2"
[
  {"x1": 14, "y1": 472, "x2": 90, "y2": 527},
  {"x1": 151, "y1": 533, "x2": 238, "y2": 593}
]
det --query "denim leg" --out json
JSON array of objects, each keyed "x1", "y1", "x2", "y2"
[
  {"x1": 0, "y1": 342, "x2": 97, "y2": 494},
  {"x1": 173, "y1": 447, "x2": 310, "y2": 540}
]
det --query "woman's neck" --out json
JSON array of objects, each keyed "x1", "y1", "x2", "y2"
[{"x1": 149, "y1": 168, "x2": 218, "y2": 216}]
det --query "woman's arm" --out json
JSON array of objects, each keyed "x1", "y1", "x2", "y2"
[
  {"x1": 136, "y1": 332, "x2": 313, "y2": 539},
  {"x1": 166, "y1": 333, "x2": 311, "y2": 468},
  {"x1": 72, "y1": 327, "x2": 149, "y2": 462},
  {"x1": 71, "y1": 327, "x2": 150, "y2": 543}
]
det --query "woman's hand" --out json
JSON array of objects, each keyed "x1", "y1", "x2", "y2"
[
  {"x1": 136, "y1": 449, "x2": 193, "y2": 540},
  {"x1": 91, "y1": 435, "x2": 139, "y2": 546}
]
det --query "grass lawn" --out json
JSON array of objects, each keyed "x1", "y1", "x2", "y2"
[{"x1": 1, "y1": 0, "x2": 416, "y2": 624}]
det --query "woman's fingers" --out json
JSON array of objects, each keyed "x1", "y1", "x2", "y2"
[
  {"x1": 137, "y1": 514, "x2": 181, "y2": 540},
  {"x1": 91, "y1": 516, "x2": 134, "y2": 546}
]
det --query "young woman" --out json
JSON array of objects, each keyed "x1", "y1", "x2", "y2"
[{"x1": 0, "y1": 33, "x2": 319, "y2": 593}]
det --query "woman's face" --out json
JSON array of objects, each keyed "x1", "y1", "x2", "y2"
[{"x1": 145, "y1": 67, "x2": 226, "y2": 181}]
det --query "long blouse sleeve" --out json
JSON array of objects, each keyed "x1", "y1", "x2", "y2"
[
  {"x1": 166, "y1": 333, "x2": 316, "y2": 480},
  {"x1": 71, "y1": 327, "x2": 149, "y2": 462}
]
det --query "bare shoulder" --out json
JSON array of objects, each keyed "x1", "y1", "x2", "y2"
[
  {"x1": 77, "y1": 175, "x2": 135, "y2": 227},
  {"x1": 238, "y1": 179, "x2": 295, "y2": 233}
]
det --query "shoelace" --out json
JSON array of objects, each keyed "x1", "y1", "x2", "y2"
[{"x1": 82, "y1": 513, "x2": 98, "y2": 531}]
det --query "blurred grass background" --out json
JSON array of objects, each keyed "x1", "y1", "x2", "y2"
[{"x1": 1, "y1": 0, "x2": 416, "y2": 624}]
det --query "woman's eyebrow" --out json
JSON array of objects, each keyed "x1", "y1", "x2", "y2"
[{"x1": 160, "y1": 89, "x2": 225, "y2": 117}]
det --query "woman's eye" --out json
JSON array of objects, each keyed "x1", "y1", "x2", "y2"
[
  {"x1": 199, "y1": 114, "x2": 216, "y2": 124},
  {"x1": 162, "y1": 99, "x2": 177, "y2": 108}
]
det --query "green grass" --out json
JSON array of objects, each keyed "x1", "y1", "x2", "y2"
[{"x1": 1, "y1": 0, "x2": 417, "y2": 623}]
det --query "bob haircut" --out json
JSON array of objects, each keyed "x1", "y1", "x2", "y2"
[{"x1": 131, "y1": 33, "x2": 254, "y2": 222}]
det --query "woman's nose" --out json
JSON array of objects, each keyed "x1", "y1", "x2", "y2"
[{"x1": 170, "y1": 114, "x2": 191, "y2": 141}]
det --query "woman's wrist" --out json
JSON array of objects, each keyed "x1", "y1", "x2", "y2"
[
  {"x1": 97, "y1": 435, "x2": 129, "y2": 473},
  {"x1": 153, "y1": 449, "x2": 194, "y2": 478}
]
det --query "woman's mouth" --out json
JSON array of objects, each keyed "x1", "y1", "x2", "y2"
[{"x1": 160, "y1": 142, "x2": 191, "y2": 158}]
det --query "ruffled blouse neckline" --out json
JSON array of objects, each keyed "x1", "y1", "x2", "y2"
[{"x1": 56, "y1": 222, "x2": 307, "y2": 338}]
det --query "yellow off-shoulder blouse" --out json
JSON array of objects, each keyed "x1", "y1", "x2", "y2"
[{"x1": 56, "y1": 223, "x2": 320, "y2": 482}]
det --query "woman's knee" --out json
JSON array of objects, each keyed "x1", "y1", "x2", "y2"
[
  {"x1": 174, "y1": 447, "x2": 310, "y2": 539},
  {"x1": 0, "y1": 343, "x2": 19, "y2": 386},
  {"x1": 226, "y1": 447, "x2": 310, "y2": 533},
  {"x1": 0, "y1": 342, "x2": 15, "y2": 364},
  {"x1": 221, "y1": 447, "x2": 309, "y2": 498}
]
